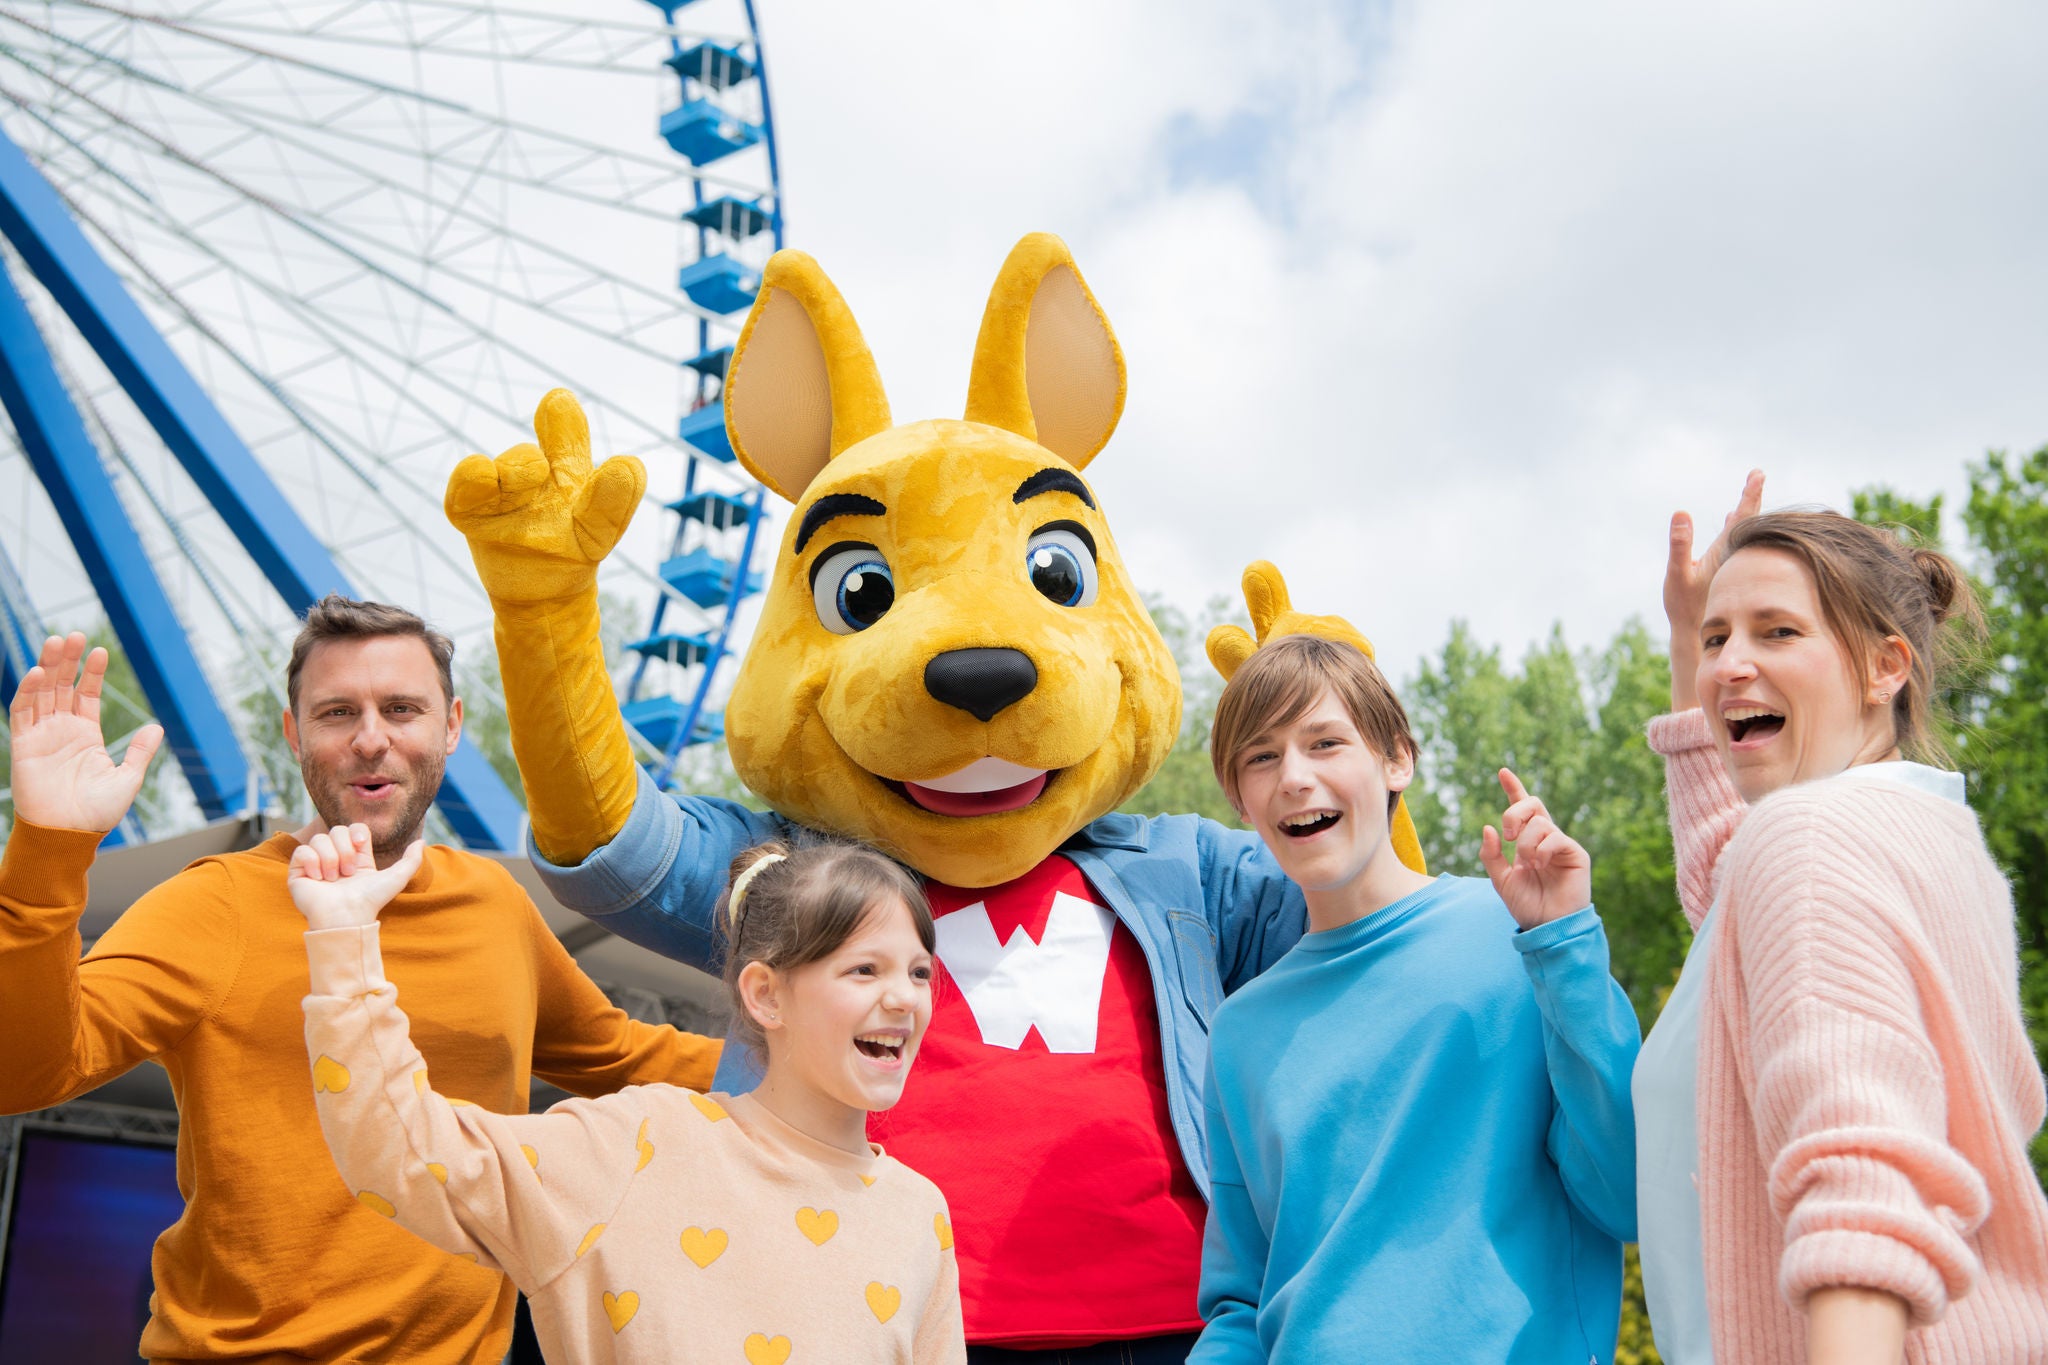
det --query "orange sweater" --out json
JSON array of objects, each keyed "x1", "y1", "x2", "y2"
[{"x1": 0, "y1": 820, "x2": 721, "y2": 1364}]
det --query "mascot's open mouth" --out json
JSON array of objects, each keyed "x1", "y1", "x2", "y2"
[{"x1": 891, "y1": 756, "x2": 1051, "y2": 817}]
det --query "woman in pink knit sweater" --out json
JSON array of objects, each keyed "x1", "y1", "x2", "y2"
[{"x1": 1634, "y1": 474, "x2": 2048, "y2": 1365}]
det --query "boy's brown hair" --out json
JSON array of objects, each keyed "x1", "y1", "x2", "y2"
[{"x1": 1209, "y1": 634, "x2": 1417, "y2": 815}]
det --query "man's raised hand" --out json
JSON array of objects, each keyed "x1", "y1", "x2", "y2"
[
  {"x1": 8, "y1": 633, "x2": 162, "y2": 834},
  {"x1": 287, "y1": 824, "x2": 425, "y2": 931},
  {"x1": 1478, "y1": 768, "x2": 1592, "y2": 931},
  {"x1": 444, "y1": 388, "x2": 647, "y2": 608}
]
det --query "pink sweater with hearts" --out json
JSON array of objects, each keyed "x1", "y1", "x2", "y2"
[{"x1": 1648, "y1": 710, "x2": 2048, "y2": 1363}]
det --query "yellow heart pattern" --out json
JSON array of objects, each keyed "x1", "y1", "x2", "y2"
[
  {"x1": 679, "y1": 1226, "x2": 728, "y2": 1268},
  {"x1": 577, "y1": 1223, "x2": 607, "y2": 1258},
  {"x1": 635, "y1": 1118, "x2": 654, "y2": 1172},
  {"x1": 413, "y1": 1068, "x2": 428, "y2": 1094},
  {"x1": 356, "y1": 1190, "x2": 396, "y2": 1218},
  {"x1": 934, "y1": 1212, "x2": 954, "y2": 1250},
  {"x1": 311, "y1": 1054, "x2": 350, "y2": 1093},
  {"x1": 795, "y1": 1206, "x2": 838, "y2": 1246},
  {"x1": 602, "y1": 1289, "x2": 639, "y2": 1333},
  {"x1": 689, "y1": 1092, "x2": 729, "y2": 1123},
  {"x1": 426, "y1": 1163, "x2": 448, "y2": 1185},
  {"x1": 743, "y1": 1333, "x2": 792, "y2": 1365},
  {"x1": 865, "y1": 1282, "x2": 901, "y2": 1324},
  {"x1": 447, "y1": 1097, "x2": 477, "y2": 1109},
  {"x1": 859, "y1": 1173, "x2": 877, "y2": 1187},
  {"x1": 521, "y1": 1145, "x2": 539, "y2": 1170}
]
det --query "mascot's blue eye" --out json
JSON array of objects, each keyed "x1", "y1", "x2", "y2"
[
  {"x1": 811, "y1": 544, "x2": 895, "y2": 634},
  {"x1": 1025, "y1": 525, "x2": 1097, "y2": 608}
]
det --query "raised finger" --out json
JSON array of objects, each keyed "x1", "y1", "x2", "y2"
[
  {"x1": 309, "y1": 832, "x2": 341, "y2": 880},
  {"x1": 74, "y1": 647, "x2": 109, "y2": 724},
  {"x1": 1496, "y1": 767, "x2": 1531, "y2": 806},
  {"x1": 1500, "y1": 795, "x2": 1550, "y2": 842},
  {"x1": 348, "y1": 823, "x2": 374, "y2": 872},
  {"x1": 1667, "y1": 512, "x2": 1695, "y2": 580},
  {"x1": 570, "y1": 454, "x2": 646, "y2": 562},
  {"x1": 11, "y1": 664, "x2": 46, "y2": 733},
  {"x1": 1478, "y1": 824, "x2": 1508, "y2": 881},
  {"x1": 534, "y1": 388, "x2": 593, "y2": 482},
  {"x1": 329, "y1": 825, "x2": 361, "y2": 872},
  {"x1": 116, "y1": 723, "x2": 163, "y2": 785},
  {"x1": 1734, "y1": 468, "x2": 1764, "y2": 523},
  {"x1": 51, "y1": 633, "x2": 86, "y2": 714}
]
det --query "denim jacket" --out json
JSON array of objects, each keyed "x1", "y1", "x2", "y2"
[{"x1": 530, "y1": 769, "x2": 1307, "y2": 1199}]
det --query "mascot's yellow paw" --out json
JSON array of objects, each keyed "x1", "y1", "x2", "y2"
[
  {"x1": 445, "y1": 389, "x2": 645, "y2": 610},
  {"x1": 1206, "y1": 560, "x2": 1427, "y2": 875}
]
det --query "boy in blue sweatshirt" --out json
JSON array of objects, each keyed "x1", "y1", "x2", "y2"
[{"x1": 1191, "y1": 633, "x2": 1639, "y2": 1364}]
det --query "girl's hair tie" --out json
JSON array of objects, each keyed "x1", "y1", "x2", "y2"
[{"x1": 726, "y1": 852, "x2": 787, "y2": 937}]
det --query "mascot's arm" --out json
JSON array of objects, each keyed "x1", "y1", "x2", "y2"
[
  {"x1": 446, "y1": 389, "x2": 645, "y2": 865},
  {"x1": 530, "y1": 768, "x2": 790, "y2": 973},
  {"x1": 1206, "y1": 560, "x2": 1426, "y2": 873}
]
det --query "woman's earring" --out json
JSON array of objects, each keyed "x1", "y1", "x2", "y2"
[{"x1": 1876, "y1": 690, "x2": 1892, "y2": 704}]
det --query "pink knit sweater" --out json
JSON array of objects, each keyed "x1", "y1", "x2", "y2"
[{"x1": 1647, "y1": 710, "x2": 2048, "y2": 1363}]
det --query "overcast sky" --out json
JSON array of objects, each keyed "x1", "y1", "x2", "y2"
[{"x1": 752, "y1": 0, "x2": 2048, "y2": 679}]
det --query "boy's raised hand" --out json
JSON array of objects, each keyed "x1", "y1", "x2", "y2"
[
  {"x1": 287, "y1": 824, "x2": 425, "y2": 932},
  {"x1": 8, "y1": 633, "x2": 163, "y2": 834},
  {"x1": 1479, "y1": 769, "x2": 1591, "y2": 931}
]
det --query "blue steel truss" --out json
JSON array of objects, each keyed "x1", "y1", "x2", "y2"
[
  {"x1": 625, "y1": 0, "x2": 783, "y2": 790},
  {"x1": 0, "y1": 126, "x2": 523, "y2": 850}
]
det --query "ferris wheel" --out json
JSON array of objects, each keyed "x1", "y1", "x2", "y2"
[{"x1": 0, "y1": 0, "x2": 784, "y2": 850}]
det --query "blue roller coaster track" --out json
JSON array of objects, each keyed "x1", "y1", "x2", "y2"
[{"x1": 0, "y1": 1, "x2": 783, "y2": 850}]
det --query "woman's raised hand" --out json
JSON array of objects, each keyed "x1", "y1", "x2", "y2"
[
  {"x1": 1665, "y1": 469, "x2": 1764, "y2": 710},
  {"x1": 287, "y1": 824, "x2": 425, "y2": 932},
  {"x1": 1479, "y1": 769, "x2": 1592, "y2": 931}
]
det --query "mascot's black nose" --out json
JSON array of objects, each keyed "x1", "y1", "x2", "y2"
[{"x1": 925, "y1": 648, "x2": 1038, "y2": 722}]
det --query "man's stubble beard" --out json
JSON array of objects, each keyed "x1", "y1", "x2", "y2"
[{"x1": 299, "y1": 748, "x2": 444, "y2": 863}]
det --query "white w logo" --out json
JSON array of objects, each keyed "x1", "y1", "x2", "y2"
[{"x1": 934, "y1": 893, "x2": 1117, "y2": 1053}]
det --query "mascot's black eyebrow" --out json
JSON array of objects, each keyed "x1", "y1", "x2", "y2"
[
  {"x1": 1012, "y1": 467, "x2": 1095, "y2": 509},
  {"x1": 795, "y1": 493, "x2": 888, "y2": 554}
]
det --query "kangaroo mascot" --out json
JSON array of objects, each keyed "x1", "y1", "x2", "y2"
[{"x1": 449, "y1": 234, "x2": 1422, "y2": 1361}]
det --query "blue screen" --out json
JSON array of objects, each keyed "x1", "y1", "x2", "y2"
[{"x1": 0, "y1": 1130, "x2": 182, "y2": 1364}]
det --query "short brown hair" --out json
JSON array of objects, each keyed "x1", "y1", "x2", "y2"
[
  {"x1": 285, "y1": 594, "x2": 456, "y2": 712},
  {"x1": 1209, "y1": 634, "x2": 1417, "y2": 813},
  {"x1": 1723, "y1": 510, "x2": 1985, "y2": 763},
  {"x1": 717, "y1": 836, "x2": 935, "y2": 1059}
]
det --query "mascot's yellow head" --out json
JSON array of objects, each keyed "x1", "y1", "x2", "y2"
[{"x1": 722, "y1": 233, "x2": 1180, "y2": 887}]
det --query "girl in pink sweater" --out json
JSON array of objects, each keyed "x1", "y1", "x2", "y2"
[
  {"x1": 1635, "y1": 474, "x2": 2048, "y2": 1365},
  {"x1": 292, "y1": 830, "x2": 966, "y2": 1364}
]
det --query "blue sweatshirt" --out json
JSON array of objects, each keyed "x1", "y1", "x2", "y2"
[{"x1": 1193, "y1": 876, "x2": 1640, "y2": 1365}]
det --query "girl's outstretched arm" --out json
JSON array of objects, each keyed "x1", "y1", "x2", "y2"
[{"x1": 292, "y1": 827, "x2": 652, "y2": 1291}]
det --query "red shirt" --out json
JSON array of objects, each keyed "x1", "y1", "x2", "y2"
[{"x1": 868, "y1": 856, "x2": 1209, "y2": 1346}]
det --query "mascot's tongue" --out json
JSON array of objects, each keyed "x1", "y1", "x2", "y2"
[
  {"x1": 901, "y1": 759, "x2": 1050, "y2": 817},
  {"x1": 903, "y1": 773, "x2": 1048, "y2": 816}
]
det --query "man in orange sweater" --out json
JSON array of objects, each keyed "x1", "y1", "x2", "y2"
[{"x1": 0, "y1": 598, "x2": 722, "y2": 1364}]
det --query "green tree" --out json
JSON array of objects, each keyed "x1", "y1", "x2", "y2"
[{"x1": 1120, "y1": 594, "x2": 1245, "y2": 824}]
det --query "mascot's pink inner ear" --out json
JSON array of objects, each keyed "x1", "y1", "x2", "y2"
[
  {"x1": 1026, "y1": 266, "x2": 1121, "y2": 464},
  {"x1": 729, "y1": 287, "x2": 833, "y2": 492}
]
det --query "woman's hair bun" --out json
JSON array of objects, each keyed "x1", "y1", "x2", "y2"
[{"x1": 1911, "y1": 546, "x2": 1967, "y2": 624}]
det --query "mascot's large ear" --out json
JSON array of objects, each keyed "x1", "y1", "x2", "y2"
[
  {"x1": 963, "y1": 233, "x2": 1126, "y2": 470},
  {"x1": 725, "y1": 250, "x2": 893, "y2": 503}
]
